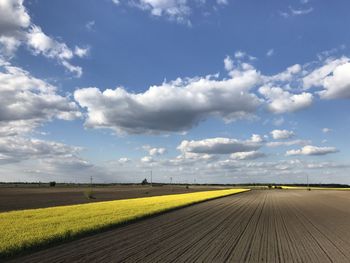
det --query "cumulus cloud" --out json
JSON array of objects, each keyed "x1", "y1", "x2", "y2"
[
  {"x1": 224, "y1": 56, "x2": 234, "y2": 71},
  {"x1": 0, "y1": 0, "x2": 30, "y2": 36},
  {"x1": 141, "y1": 156, "x2": 155, "y2": 163},
  {"x1": 319, "y1": 62, "x2": 350, "y2": 99},
  {"x1": 149, "y1": 147, "x2": 166, "y2": 156},
  {"x1": 177, "y1": 135, "x2": 262, "y2": 155},
  {"x1": 259, "y1": 85, "x2": 313, "y2": 114},
  {"x1": 270, "y1": 129, "x2": 295, "y2": 140},
  {"x1": 0, "y1": 0, "x2": 85, "y2": 77},
  {"x1": 74, "y1": 69, "x2": 262, "y2": 134},
  {"x1": 230, "y1": 151, "x2": 266, "y2": 160},
  {"x1": 0, "y1": 136, "x2": 81, "y2": 164},
  {"x1": 26, "y1": 26, "x2": 82, "y2": 77},
  {"x1": 303, "y1": 57, "x2": 349, "y2": 89},
  {"x1": 0, "y1": 0, "x2": 29, "y2": 56},
  {"x1": 142, "y1": 145, "x2": 167, "y2": 156},
  {"x1": 302, "y1": 57, "x2": 350, "y2": 99},
  {"x1": 266, "y1": 64, "x2": 301, "y2": 82},
  {"x1": 0, "y1": 61, "x2": 81, "y2": 136},
  {"x1": 75, "y1": 52, "x2": 341, "y2": 135},
  {"x1": 286, "y1": 145, "x2": 338, "y2": 156},
  {"x1": 0, "y1": 35, "x2": 21, "y2": 56}
]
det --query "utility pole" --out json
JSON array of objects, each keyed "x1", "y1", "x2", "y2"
[
  {"x1": 307, "y1": 174, "x2": 309, "y2": 190},
  {"x1": 150, "y1": 169, "x2": 153, "y2": 187}
]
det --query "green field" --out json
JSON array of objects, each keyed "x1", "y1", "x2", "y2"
[{"x1": 0, "y1": 188, "x2": 249, "y2": 257}]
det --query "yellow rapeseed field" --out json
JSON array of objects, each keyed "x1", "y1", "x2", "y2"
[{"x1": 0, "y1": 188, "x2": 249, "y2": 257}]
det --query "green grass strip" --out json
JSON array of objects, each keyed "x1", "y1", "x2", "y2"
[{"x1": 0, "y1": 188, "x2": 249, "y2": 257}]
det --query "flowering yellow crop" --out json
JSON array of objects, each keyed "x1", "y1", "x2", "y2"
[{"x1": 0, "y1": 188, "x2": 249, "y2": 257}]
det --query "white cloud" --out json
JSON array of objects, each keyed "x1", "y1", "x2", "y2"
[
  {"x1": 286, "y1": 145, "x2": 338, "y2": 156},
  {"x1": 0, "y1": 136, "x2": 81, "y2": 164},
  {"x1": 0, "y1": 61, "x2": 81, "y2": 136},
  {"x1": 216, "y1": 0, "x2": 228, "y2": 5},
  {"x1": 85, "y1": 20, "x2": 96, "y2": 31},
  {"x1": 302, "y1": 57, "x2": 350, "y2": 99},
  {"x1": 76, "y1": 52, "x2": 350, "y2": 134},
  {"x1": 177, "y1": 135, "x2": 262, "y2": 155},
  {"x1": 280, "y1": 6, "x2": 313, "y2": 18},
  {"x1": 224, "y1": 56, "x2": 234, "y2": 71},
  {"x1": 141, "y1": 156, "x2": 155, "y2": 163},
  {"x1": 259, "y1": 85, "x2": 313, "y2": 114},
  {"x1": 266, "y1": 139, "x2": 311, "y2": 147},
  {"x1": 125, "y1": 0, "x2": 191, "y2": 24},
  {"x1": 250, "y1": 134, "x2": 264, "y2": 143},
  {"x1": 233, "y1": 51, "x2": 256, "y2": 61},
  {"x1": 0, "y1": 0, "x2": 30, "y2": 36},
  {"x1": 149, "y1": 147, "x2": 167, "y2": 156},
  {"x1": 118, "y1": 157, "x2": 131, "y2": 164},
  {"x1": 74, "y1": 68, "x2": 261, "y2": 134},
  {"x1": 230, "y1": 151, "x2": 266, "y2": 160},
  {"x1": 0, "y1": 1, "x2": 86, "y2": 77},
  {"x1": 26, "y1": 26, "x2": 82, "y2": 77},
  {"x1": 322, "y1": 128, "x2": 332, "y2": 133},
  {"x1": 319, "y1": 62, "x2": 350, "y2": 99},
  {"x1": 143, "y1": 145, "x2": 167, "y2": 156},
  {"x1": 290, "y1": 7, "x2": 313, "y2": 16},
  {"x1": 234, "y1": 51, "x2": 245, "y2": 59},
  {"x1": 267, "y1": 64, "x2": 301, "y2": 82},
  {"x1": 74, "y1": 46, "x2": 89, "y2": 58},
  {"x1": 270, "y1": 129, "x2": 295, "y2": 140},
  {"x1": 0, "y1": 35, "x2": 21, "y2": 56},
  {"x1": 303, "y1": 57, "x2": 349, "y2": 89},
  {"x1": 266, "y1": 49, "x2": 274, "y2": 57}
]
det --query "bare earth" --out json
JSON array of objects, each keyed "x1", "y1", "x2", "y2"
[
  {"x1": 0, "y1": 185, "x2": 229, "y2": 212},
  {"x1": 10, "y1": 190, "x2": 350, "y2": 263}
]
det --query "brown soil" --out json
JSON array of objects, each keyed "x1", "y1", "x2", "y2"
[
  {"x1": 0, "y1": 185, "x2": 229, "y2": 212},
  {"x1": 9, "y1": 190, "x2": 350, "y2": 262}
]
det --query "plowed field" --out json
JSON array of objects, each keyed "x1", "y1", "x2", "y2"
[{"x1": 10, "y1": 190, "x2": 350, "y2": 262}]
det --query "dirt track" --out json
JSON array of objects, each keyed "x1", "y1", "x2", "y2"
[
  {"x1": 10, "y1": 190, "x2": 350, "y2": 262},
  {"x1": 0, "y1": 185, "x2": 229, "y2": 212}
]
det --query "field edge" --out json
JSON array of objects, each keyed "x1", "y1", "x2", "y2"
[{"x1": 1, "y1": 188, "x2": 250, "y2": 260}]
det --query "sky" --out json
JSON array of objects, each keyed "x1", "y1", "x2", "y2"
[{"x1": 0, "y1": 0, "x2": 350, "y2": 184}]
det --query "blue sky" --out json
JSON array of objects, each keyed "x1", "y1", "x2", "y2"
[{"x1": 0, "y1": 0, "x2": 350, "y2": 184}]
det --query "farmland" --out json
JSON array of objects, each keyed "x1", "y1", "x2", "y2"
[
  {"x1": 0, "y1": 184, "x2": 233, "y2": 212},
  {"x1": 8, "y1": 189, "x2": 350, "y2": 263},
  {"x1": 0, "y1": 188, "x2": 248, "y2": 258}
]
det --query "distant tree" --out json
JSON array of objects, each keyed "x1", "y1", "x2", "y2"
[
  {"x1": 141, "y1": 178, "x2": 148, "y2": 185},
  {"x1": 49, "y1": 181, "x2": 56, "y2": 187}
]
